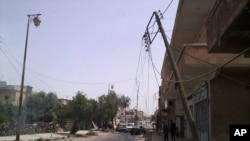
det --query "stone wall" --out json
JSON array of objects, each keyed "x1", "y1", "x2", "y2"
[{"x1": 0, "y1": 122, "x2": 57, "y2": 136}]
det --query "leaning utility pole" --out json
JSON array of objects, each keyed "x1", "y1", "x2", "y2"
[{"x1": 144, "y1": 11, "x2": 199, "y2": 141}]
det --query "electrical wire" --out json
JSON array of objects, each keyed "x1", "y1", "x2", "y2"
[
  {"x1": 134, "y1": 39, "x2": 159, "y2": 114},
  {"x1": 162, "y1": 0, "x2": 174, "y2": 16},
  {"x1": 1, "y1": 38, "x2": 61, "y2": 91},
  {"x1": 0, "y1": 48, "x2": 21, "y2": 77},
  {"x1": 0, "y1": 37, "x2": 38, "y2": 86},
  {"x1": 1, "y1": 39, "x2": 135, "y2": 87},
  {"x1": 148, "y1": 45, "x2": 160, "y2": 87},
  {"x1": 146, "y1": 48, "x2": 150, "y2": 116},
  {"x1": 164, "y1": 36, "x2": 250, "y2": 86},
  {"x1": 171, "y1": 47, "x2": 250, "y2": 86},
  {"x1": 135, "y1": 41, "x2": 144, "y2": 77},
  {"x1": 145, "y1": 24, "x2": 250, "y2": 86},
  {"x1": 159, "y1": 44, "x2": 250, "y2": 84},
  {"x1": 133, "y1": 40, "x2": 148, "y2": 109},
  {"x1": 30, "y1": 69, "x2": 135, "y2": 85}
]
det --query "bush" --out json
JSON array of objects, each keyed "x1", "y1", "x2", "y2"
[{"x1": 0, "y1": 114, "x2": 9, "y2": 124}]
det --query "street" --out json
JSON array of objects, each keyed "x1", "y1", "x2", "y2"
[
  {"x1": 0, "y1": 131, "x2": 149, "y2": 141},
  {"x1": 59, "y1": 132, "x2": 148, "y2": 141}
]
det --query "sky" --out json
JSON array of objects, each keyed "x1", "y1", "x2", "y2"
[{"x1": 0, "y1": 0, "x2": 178, "y2": 116}]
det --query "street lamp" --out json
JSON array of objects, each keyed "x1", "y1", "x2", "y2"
[
  {"x1": 108, "y1": 84, "x2": 114, "y2": 94},
  {"x1": 16, "y1": 13, "x2": 41, "y2": 141}
]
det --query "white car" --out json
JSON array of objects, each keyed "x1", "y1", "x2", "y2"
[{"x1": 126, "y1": 123, "x2": 135, "y2": 131}]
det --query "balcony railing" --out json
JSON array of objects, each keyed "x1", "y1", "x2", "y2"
[{"x1": 206, "y1": 0, "x2": 249, "y2": 52}]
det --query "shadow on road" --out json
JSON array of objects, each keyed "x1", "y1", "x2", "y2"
[{"x1": 142, "y1": 130, "x2": 152, "y2": 141}]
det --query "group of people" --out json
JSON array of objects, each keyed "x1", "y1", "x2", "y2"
[{"x1": 163, "y1": 120, "x2": 177, "y2": 141}]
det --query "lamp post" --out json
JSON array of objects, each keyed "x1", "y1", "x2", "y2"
[
  {"x1": 16, "y1": 13, "x2": 41, "y2": 141},
  {"x1": 108, "y1": 84, "x2": 113, "y2": 94}
]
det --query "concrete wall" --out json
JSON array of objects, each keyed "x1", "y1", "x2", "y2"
[{"x1": 210, "y1": 72, "x2": 250, "y2": 141}]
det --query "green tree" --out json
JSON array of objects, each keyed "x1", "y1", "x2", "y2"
[
  {"x1": 117, "y1": 95, "x2": 130, "y2": 123},
  {"x1": 107, "y1": 92, "x2": 118, "y2": 126},
  {"x1": 67, "y1": 91, "x2": 90, "y2": 133},
  {"x1": 88, "y1": 99, "x2": 99, "y2": 125},
  {"x1": 97, "y1": 91, "x2": 118, "y2": 128},
  {"x1": 42, "y1": 92, "x2": 58, "y2": 122},
  {"x1": 0, "y1": 100, "x2": 18, "y2": 123},
  {"x1": 25, "y1": 91, "x2": 58, "y2": 123},
  {"x1": 25, "y1": 91, "x2": 46, "y2": 123},
  {"x1": 97, "y1": 95, "x2": 107, "y2": 127},
  {"x1": 117, "y1": 95, "x2": 130, "y2": 109}
]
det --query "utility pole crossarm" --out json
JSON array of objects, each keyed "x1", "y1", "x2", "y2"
[{"x1": 153, "y1": 11, "x2": 200, "y2": 141}]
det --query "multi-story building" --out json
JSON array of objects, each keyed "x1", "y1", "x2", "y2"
[
  {"x1": 116, "y1": 107, "x2": 145, "y2": 124},
  {"x1": 0, "y1": 81, "x2": 33, "y2": 105},
  {"x1": 159, "y1": 0, "x2": 250, "y2": 141}
]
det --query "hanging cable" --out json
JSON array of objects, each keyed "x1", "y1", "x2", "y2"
[
  {"x1": 161, "y1": 46, "x2": 250, "y2": 83},
  {"x1": 162, "y1": 0, "x2": 174, "y2": 16},
  {"x1": 148, "y1": 45, "x2": 160, "y2": 87}
]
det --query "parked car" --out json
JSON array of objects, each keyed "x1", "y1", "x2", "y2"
[
  {"x1": 126, "y1": 123, "x2": 135, "y2": 132},
  {"x1": 129, "y1": 125, "x2": 146, "y2": 135},
  {"x1": 116, "y1": 123, "x2": 128, "y2": 132},
  {"x1": 129, "y1": 126, "x2": 142, "y2": 135}
]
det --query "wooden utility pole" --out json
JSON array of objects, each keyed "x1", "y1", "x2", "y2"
[
  {"x1": 153, "y1": 11, "x2": 199, "y2": 141},
  {"x1": 136, "y1": 85, "x2": 139, "y2": 124}
]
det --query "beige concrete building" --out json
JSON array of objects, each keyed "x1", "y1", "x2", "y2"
[
  {"x1": 116, "y1": 107, "x2": 145, "y2": 124},
  {"x1": 159, "y1": 0, "x2": 250, "y2": 141},
  {"x1": 0, "y1": 81, "x2": 33, "y2": 105}
]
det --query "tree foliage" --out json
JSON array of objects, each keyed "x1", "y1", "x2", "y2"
[
  {"x1": 0, "y1": 100, "x2": 17, "y2": 123},
  {"x1": 15, "y1": 89, "x2": 133, "y2": 133},
  {"x1": 67, "y1": 91, "x2": 89, "y2": 121},
  {"x1": 65, "y1": 91, "x2": 100, "y2": 132},
  {"x1": 0, "y1": 114, "x2": 9, "y2": 123},
  {"x1": 98, "y1": 93, "x2": 116, "y2": 126},
  {"x1": 25, "y1": 91, "x2": 58, "y2": 123},
  {"x1": 117, "y1": 95, "x2": 131, "y2": 108}
]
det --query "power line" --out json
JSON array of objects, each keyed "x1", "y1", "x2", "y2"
[
  {"x1": 1, "y1": 38, "x2": 135, "y2": 86},
  {"x1": 145, "y1": 30, "x2": 250, "y2": 86},
  {"x1": 0, "y1": 48, "x2": 21, "y2": 76},
  {"x1": 29, "y1": 69, "x2": 135, "y2": 85},
  {"x1": 165, "y1": 36, "x2": 250, "y2": 86},
  {"x1": 142, "y1": 13, "x2": 250, "y2": 87},
  {"x1": 148, "y1": 45, "x2": 160, "y2": 87},
  {"x1": 0, "y1": 37, "x2": 37, "y2": 86},
  {"x1": 162, "y1": 46, "x2": 250, "y2": 84},
  {"x1": 146, "y1": 47, "x2": 150, "y2": 116},
  {"x1": 162, "y1": 0, "x2": 173, "y2": 16}
]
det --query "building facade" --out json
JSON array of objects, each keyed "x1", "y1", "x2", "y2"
[
  {"x1": 116, "y1": 107, "x2": 145, "y2": 125},
  {"x1": 160, "y1": 0, "x2": 250, "y2": 141},
  {"x1": 0, "y1": 81, "x2": 33, "y2": 105}
]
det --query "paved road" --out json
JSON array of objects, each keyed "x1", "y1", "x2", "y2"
[
  {"x1": 0, "y1": 131, "x2": 148, "y2": 141},
  {"x1": 57, "y1": 132, "x2": 147, "y2": 141}
]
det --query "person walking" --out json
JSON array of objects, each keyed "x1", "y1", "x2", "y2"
[
  {"x1": 170, "y1": 120, "x2": 177, "y2": 141},
  {"x1": 163, "y1": 121, "x2": 169, "y2": 141}
]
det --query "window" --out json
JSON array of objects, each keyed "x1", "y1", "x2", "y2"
[{"x1": 4, "y1": 95, "x2": 9, "y2": 100}]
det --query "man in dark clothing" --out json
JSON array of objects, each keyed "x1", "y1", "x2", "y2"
[
  {"x1": 163, "y1": 121, "x2": 169, "y2": 141},
  {"x1": 170, "y1": 120, "x2": 177, "y2": 141}
]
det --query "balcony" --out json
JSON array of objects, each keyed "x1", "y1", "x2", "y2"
[
  {"x1": 206, "y1": 0, "x2": 250, "y2": 57},
  {"x1": 176, "y1": 44, "x2": 250, "y2": 95}
]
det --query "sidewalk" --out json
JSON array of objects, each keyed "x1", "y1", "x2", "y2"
[
  {"x1": 150, "y1": 131, "x2": 184, "y2": 141},
  {"x1": 0, "y1": 130, "x2": 114, "y2": 141},
  {"x1": 0, "y1": 130, "x2": 185, "y2": 141},
  {"x1": 0, "y1": 132, "x2": 69, "y2": 141}
]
